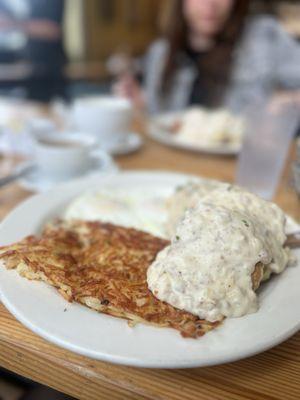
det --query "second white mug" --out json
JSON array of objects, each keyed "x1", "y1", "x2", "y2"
[{"x1": 71, "y1": 96, "x2": 133, "y2": 144}]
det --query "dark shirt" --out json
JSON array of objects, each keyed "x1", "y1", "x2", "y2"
[
  {"x1": 184, "y1": 46, "x2": 228, "y2": 108},
  {"x1": 183, "y1": 48, "x2": 208, "y2": 106},
  {"x1": 25, "y1": 0, "x2": 65, "y2": 74}
]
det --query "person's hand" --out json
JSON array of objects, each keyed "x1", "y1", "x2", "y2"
[
  {"x1": 26, "y1": 20, "x2": 61, "y2": 41},
  {"x1": 112, "y1": 74, "x2": 145, "y2": 110},
  {"x1": 269, "y1": 91, "x2": 300, "y2": 112}
]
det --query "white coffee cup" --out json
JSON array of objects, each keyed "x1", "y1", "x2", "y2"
[
  {"x1": 71, "y1": 96, "x2": 133, "y2": 144},
  {"x1": 34, "y1": 132, "x2": 97, "y2": 179}
]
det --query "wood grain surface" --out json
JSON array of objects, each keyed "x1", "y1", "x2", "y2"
[{"x1": 0, "y1": 122, "x2": 299, "y2": 400}]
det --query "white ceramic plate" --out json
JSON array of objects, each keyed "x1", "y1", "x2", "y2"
[
  {"x1": 148, "y1": 112, "x2": 241, "y2": 155},
  {"x1": 0, "y1": 171, "x2": 299, "y2": 369}
]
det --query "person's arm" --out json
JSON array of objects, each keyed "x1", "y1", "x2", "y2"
[
  {"x1": 143, "y1": 39, "x2": 169, "y2": 113},
  {"x1": 274, "y1": 21, "x2": 300, "y2": 90},
  {"x1": 112, "y1": 40, "x2": 168, "y2": 111},
  {"x1": 26, "y1": 0, "x2": 63, "y2": 41},
  {"x1": 109, "y1": 52, "x2": 145, "y2": 109},
  {"x1": 0, "y1": 14, "x2": 60, "y2": 41},
  {"x1": 0, "y1": 13, "x2": 16, "y2": 29},
  {"x1": 268, "y1": 22, "x2": 300, "y2": 109},
  {"x1": 270, "y1": 90, "x2": 300, "y2": 112},
  {"x1": 25, "y1": 19, "x2": 61, "y2": 40},
  {"x1": 111, "y1": 39, "x2": 170, "y2": 112}
]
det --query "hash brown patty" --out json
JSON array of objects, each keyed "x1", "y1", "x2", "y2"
[{"x1": 0, "y1": 220, "x2": 220, "y2": 338}]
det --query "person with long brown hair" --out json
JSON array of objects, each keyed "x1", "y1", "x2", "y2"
[{"x1": 114, "y1": 0, "x2": 300, "y2": 113}]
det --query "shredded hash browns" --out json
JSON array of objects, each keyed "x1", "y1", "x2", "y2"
[{"x1": 0, "y1": 220, "x2": 220, "y2": 338}]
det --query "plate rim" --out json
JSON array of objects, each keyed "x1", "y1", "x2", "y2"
[{"x1": 1, "y1": 280, "x2": 299, "y2": 369}]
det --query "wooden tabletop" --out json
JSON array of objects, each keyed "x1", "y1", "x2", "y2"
[{"x1": 0, "y1": 130, "x2": 300, "y2": 400}]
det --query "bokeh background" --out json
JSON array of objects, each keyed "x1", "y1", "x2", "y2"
[{"x1": 0, "y1": 0, "x2": 299, "y2": 102}]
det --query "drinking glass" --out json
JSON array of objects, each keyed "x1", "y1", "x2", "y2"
[{"x1": 236, "y1": 100, "x2": 300, "y2": 199}]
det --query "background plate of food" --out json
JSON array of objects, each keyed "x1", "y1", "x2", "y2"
[
  {"x1": 147, "y1": 107, "x2": 244, "y2": 155},
  {"x1": 0, "y1": 171, "x2": 299, "y2": 368}
]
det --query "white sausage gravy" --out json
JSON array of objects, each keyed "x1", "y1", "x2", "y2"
[{"x1": 147, "y1": 184, "x2": 291, "y2": 322}]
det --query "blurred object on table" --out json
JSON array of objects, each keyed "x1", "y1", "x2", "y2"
[
  {"x1": 71, "y1": 95, "x2": 133, "y2": 142},
  {"x1": 236, "y1": 99, "x2": 300, "y2": 200},
  {"x1": 147, "y1": 106, "x2": 244, "y2": 155},
  {"x1": 0, "y1": 100, "x2": 119, "y2": 193},
  {"x1": 0, "y1": 98, "x2": 40, "y2": 156},
  {"x1": 0, "y1": 95, "x2": 142, "y2": 159},
  {"x1": 170, "y1": 107, "x2": 244, "y2": 148},
  {"x1": 71, "y1": 95, "x2": 143, "y2": 155},
  {"x1": 0, "y1": 98, "x2": 62, "y2": 156}
]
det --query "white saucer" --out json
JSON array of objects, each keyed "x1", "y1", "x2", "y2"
[
  {"x1": 18, "y1": 152, "x2": 118, "y2": 193},
  {"x1": 100, "y1": 132, "x2": 143, "y2": 155}
]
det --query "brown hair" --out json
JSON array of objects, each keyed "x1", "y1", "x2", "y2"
[{"x1": 161, "y1": 0, "x2": 251, "y2": 106}]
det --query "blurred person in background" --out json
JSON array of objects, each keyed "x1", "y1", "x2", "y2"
[
  {"x1": 114, "y1": 0, "x2": 300, "y2": 114},
  {"x1": 0, "y1": 0, "x2": 66, "y2": 102}
]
